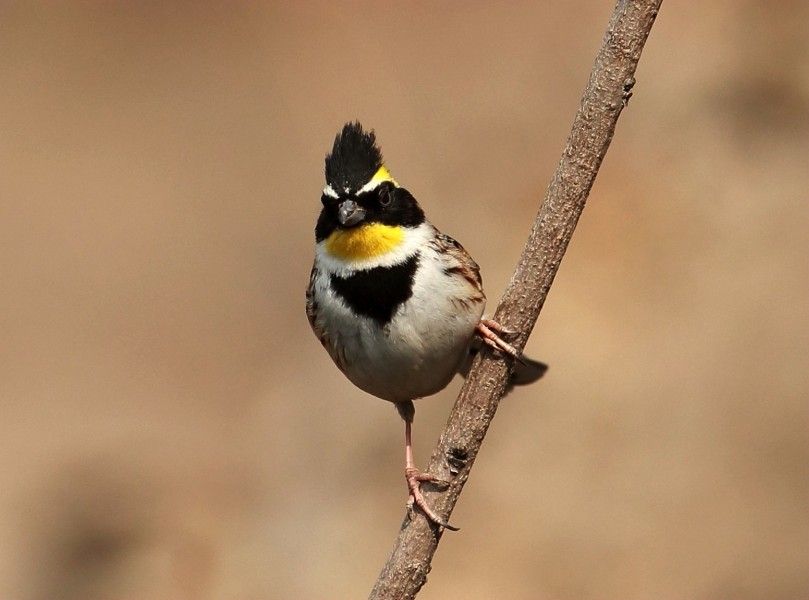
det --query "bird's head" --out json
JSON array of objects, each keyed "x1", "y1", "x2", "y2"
[{"x1": 316, "y1": 122, "x2": 425, "y2": 263}]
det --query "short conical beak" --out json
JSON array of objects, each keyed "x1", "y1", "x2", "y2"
[{"x1": 337, "y1": 200, "x2": 366, "y2": 227}]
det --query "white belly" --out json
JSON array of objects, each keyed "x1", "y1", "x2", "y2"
[{"x1": 311, "y1": 262, "x2": 485, "y2": 403}]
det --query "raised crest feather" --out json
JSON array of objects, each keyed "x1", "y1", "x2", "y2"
[{"x1": 325, "y1": 121, "x2": 385, "y2": 194}]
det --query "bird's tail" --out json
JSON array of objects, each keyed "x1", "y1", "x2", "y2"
[{"x1": 458, "y1": 341, "x2": 548, "y2": 388}]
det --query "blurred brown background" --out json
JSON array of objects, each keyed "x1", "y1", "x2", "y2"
[{"x1": 1, "y1": 2, "x2": 806, "y2": 598}]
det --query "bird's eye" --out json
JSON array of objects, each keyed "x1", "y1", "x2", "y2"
[{"x1": 378, "y1": 187, "x2": 392, "y2": 207}]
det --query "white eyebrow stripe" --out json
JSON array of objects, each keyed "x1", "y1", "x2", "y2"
[
  {"x1": 357, "y1": 171, "x2": 397, "y2": 195},
  {"x1": 357, "y1": 179, "x2": 383, "y2": 195},
  {"x1": 322, "y1": 185, "x2": 339, "y2": 198}
]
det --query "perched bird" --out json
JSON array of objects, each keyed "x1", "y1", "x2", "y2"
[{"x1": 306, "y1": 122, "x2": 546, "y2": 529}]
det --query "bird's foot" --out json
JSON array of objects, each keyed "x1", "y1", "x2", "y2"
[
  {"x1": 476, "y1": 318, "x2": 522, "y2": 361},
  {"x1": 405, "y1": 467, "x2": 458, "y2": 531}
]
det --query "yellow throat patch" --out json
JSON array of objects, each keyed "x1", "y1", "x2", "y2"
[{"x1": 324, "y1": 223, "x2": 404, "y2": 261}]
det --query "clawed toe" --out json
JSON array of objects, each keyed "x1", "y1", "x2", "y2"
[
  {"x1": 476, "y1": 319, "x2": 522, "y2": 360},
  {"x1": 481, "y1": 317, "x2": 517, "y2": 336},
  {"x1": 405, "y1": 467, "x2": 459, "y2": 531},
  {"x1": 407, "y1": 468, "x2": 449, "y2": 486}
]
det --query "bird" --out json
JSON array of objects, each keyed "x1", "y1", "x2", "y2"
[{"x1": 306, "y1": 121, "x2": 546, "y2": 530}]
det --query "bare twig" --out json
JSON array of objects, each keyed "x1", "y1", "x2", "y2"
[{"x1": 368, "y1": 1, "x2": 663, "y2": 598}]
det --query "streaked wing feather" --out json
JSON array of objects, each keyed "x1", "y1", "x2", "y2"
[{"x1": 431, "y1": 231, "x2": 484, "y2": 296}]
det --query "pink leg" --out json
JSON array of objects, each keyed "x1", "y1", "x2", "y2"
[{"x1": 404, "y1": 419, "x2": 458, "y2": 531}]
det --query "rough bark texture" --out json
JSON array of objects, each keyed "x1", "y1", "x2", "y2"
[{"x1": 369, "y1": 1, "x2": 663, "y2": 598}]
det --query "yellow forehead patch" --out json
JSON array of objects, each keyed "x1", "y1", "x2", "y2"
[
  {"x1": 363, "y1": 165, "x2": 398, "y2": 191},
  {"x1": 324, "y1": 223, "x2": 404, "y2": 261}
]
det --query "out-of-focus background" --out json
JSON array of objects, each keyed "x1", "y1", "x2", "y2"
[{"x1": 1, "y1": 2, "x2": 806, "y2": 598}]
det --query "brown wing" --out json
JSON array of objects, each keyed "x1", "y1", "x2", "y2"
[
  {"x1": 431, "y1": 231, "x2": 486, "y2": 306},
  {"x1": 305, "y1": 264, "x2": 319, "y2": 330},
  {"x1": 306, "y1": 264, "x2": 348, "y2": 371}
]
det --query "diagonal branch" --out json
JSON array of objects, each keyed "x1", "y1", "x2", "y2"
[{"x1": 368, "y1": 1, "x2": 663, "y2": 598}]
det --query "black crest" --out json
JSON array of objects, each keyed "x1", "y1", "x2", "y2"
[{"x1": 325, "y1": 121, "x2": 384, "y2": 194}]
